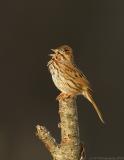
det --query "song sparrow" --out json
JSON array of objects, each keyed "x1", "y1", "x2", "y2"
[{"x1": 47, "y1": 45, "x2": 104, "y2": 123}]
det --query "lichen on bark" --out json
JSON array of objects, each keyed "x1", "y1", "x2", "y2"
[{"x1": 36, "y1": 96, "x2": 85, "y2": 160}]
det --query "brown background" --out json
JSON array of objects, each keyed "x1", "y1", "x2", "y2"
[{"x1": 0, "y1": 0, "x2": 124, "y2": 159}]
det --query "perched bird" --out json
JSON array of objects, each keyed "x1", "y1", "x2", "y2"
[{"x1": 47, "y1": 45, "x2": 104, "y2": 123}]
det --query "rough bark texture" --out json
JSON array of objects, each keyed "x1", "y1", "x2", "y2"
[{"x1": 36, "y1": 96, "x2": 85, "y2": 160}]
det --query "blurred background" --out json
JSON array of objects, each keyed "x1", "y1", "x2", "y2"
[{"x1": 0, "y1": 0, "x2": 124, "y2": 159}]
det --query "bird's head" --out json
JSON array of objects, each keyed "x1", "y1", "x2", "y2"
[{"x1": 50, "y1": 45, "x2": 74, "y2": 63}]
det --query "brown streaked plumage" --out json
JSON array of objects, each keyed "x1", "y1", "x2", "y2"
[{"x1": 47, "y1": 45, "x2": 104, "y2": 123}]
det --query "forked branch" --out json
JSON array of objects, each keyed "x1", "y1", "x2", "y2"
[{"x1": 36, "y1": 96, "x2": 85, "y2": 160}]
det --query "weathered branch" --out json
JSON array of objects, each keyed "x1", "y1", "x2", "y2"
[
  {"x1": 36, "y1": 96, "x2": 85, "y2": 160},
  {"x1": 36, "y1": 125, "x2": 58, "y2": 155},
  {"x1": 58, "y1": 97, "x2": 80, "y2": 159}
]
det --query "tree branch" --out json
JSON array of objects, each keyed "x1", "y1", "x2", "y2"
[
  {"x1": 36, "y1": 125, "x2": 58, "y2": 155},
  {"x1": 36, "y1": 96, "x2": 86, "y2": 160},
  {"x1": 58, "y1": 96, "x2": 80, "y2": 159}
]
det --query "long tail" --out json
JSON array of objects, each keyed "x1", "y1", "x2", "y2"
[{"x1": 82, "y1": 90, "x2": 104, "y2": 124}]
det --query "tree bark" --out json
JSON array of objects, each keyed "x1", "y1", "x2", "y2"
[{"x1": 36, "y1": 96, "x2": 85, "y2": 160}]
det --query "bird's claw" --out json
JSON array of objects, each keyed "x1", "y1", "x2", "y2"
[{"x1": 56, "y1": 93, "x2": 74, "y2": 101}]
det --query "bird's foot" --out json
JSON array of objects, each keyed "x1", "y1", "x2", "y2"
[{"x1": 56, "y1": 93, "x2": 75, "y2": 101}]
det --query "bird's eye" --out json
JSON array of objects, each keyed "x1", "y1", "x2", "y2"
[{"x1": 64, "y1": 48, "x2": 69, "y2": 52}]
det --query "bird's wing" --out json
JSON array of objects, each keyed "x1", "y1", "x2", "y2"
[
  {"x1": 62, "y1": 62, "x2": 91, "y2": 90},
  {"x1": 73, "y1": 65, "x2": 91, "y2": 89}
]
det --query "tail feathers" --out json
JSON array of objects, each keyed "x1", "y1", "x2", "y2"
[{"x1": 82, "y1": 90, "x2": 104, "y2": 124}]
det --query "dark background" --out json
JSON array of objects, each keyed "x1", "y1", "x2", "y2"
[{"x1": 0, "y1": 0, "x2": 124, "y2": 159}]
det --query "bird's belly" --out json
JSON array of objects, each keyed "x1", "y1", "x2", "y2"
[
  {"x1": 48, "y1": 61, "x2": 80, "y2": 94},
  {"x1": 52, "y1": 74, "x2": 66, "y2": 93},
  {"x1": 49, "y1": 62, "x2": 66, "y2": 92},
  {"x1": 52, "y1": 73, "x2": 79, "y2": 93}
]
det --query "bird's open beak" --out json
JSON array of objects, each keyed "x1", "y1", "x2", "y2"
[
  {"x1": 49, "y1": 49, "x2": 57, "y2": 56},
  {"x1": 51, "y1": 49, "x2": 56, "y2": 52},
  {"x1": 49, "y1": 53, "x2": 55, "y2": 57}
]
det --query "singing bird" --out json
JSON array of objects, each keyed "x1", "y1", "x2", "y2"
[{"x1": 47, "y1": 45, "x2": 104, "y2": 123}]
